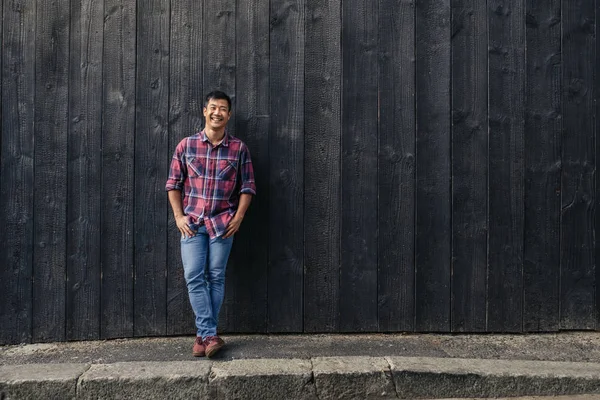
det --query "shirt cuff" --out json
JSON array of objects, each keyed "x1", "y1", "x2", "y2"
[{"x1": 165, "y1": 182, "x2": 183, "y2": 191}]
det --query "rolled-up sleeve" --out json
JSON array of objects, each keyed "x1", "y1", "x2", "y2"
[
  {"x1": 239, "y1": 143, "x2": 256, "y2": 195},
  {"x1": 165, "y1": 139, "x2": 187, "y2": 191}
]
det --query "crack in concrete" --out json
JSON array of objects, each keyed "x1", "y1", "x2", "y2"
[
  {"x1": 309, "y1": 358, "x2": 321, "y2": 400},
  {"x1": 74, "y1": 364, "x2": 92, "y2": 397},
  {"x1": 385, "y1": 356, "x2": 401, "y2": 399}
]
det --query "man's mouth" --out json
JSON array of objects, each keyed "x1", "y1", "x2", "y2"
[{"x1": 211, "y1": 116, "x2": 223, "y2": 122}]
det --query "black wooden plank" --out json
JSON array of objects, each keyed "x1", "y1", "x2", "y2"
[
  {"x1": 415, "y1": 0, "x2": 451, "y2": 332},
  {"x1": 560, "y1": 0, "x2": 596, "y2": 330},
  {"x1": 522, "y1": 0, "x2": 561, "y2": 332},
  {"x1": 487, "y1": 0, "x2": 525, "y2": 332},
  {"x1": 133, "y1": 0, "x2": 169, "y2": 337},
  {"x1": 203, "y1": 0, "x2": 236, "y2": 132},
  {"x1": 304, "y1": 0, "x2": 341, "y2": 333},
  {"x1": 32, "y1": 0, "x2": 69, "y2": 342},
  {"x1": 450, "y1": 0, "x2": 488, "y2": 332},
  {"x1": 201, "y1": 0, "x2": 238, "y2": 333},
  {"x1": 268, "y1": 0, "x2": 304, "y2": 332},
  {"x1": 166, "y1": 0, "x2": 203, "y2": 336},
  {"x1": 340, "y1": 0, "x2": 378, "y2": 332},
  {"x1": 66, "y1": 0, "x2": 103, "y2": 341},
  {"x1": 221, "y1": 0, "x2": 270, "y2": 333},
  {"x1": 101, "y1": 0, "x2": 136, "y2": 339},
  {"x1": 377, "y1": 0, "x2": 416, "y2": 332},
  {"x1": 0, "y1": 0, "x2": 36, "y2": 344},
  {"x1": 597, "y1": 0, "x2": 600, "y2": 330}
]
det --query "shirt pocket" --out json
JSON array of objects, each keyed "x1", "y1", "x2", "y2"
[
  {"x1": 186, "y1": 156, "x2": 205, "y2": 178},
  {"x1": 217, "y1": 159, "x2": 238, "y2": 181}
]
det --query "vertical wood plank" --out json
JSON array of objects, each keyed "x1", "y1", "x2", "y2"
[
  {"x1": 166, "y1": 0, "x2": 203, "y2": 336},
  {"x1": 415, "y1": 0, "x2": 452, "y2": 332},
  {"x1": 304, "y1": 0, "x2": 341, "y2": 333},
  {"x1": 0, "y1": 0, "x2": 36, "y2": 344},
  {"x1": 203, "y1": 0, "x2": 236, "y2": 128},
  {"x1": 487, "y1": 0, "x2": 525, "y2": 332},
  {"x1": 101, "y1": 0, "x2": 136, "y2": 339},
  {"x1": 597, "y1": 0, "x2": 600, "y2": 330},
  {"x1": 522, "y1": 0, "x2": 561, "y2": 332},
  {"x1": 221, "y1": 0, "x2": 270, "y2": 332},
  {"x1": 134, "y1": 0, "x2": 170, "y2": 337},
  {"x1": 268, "y1": 0, "x2": 304, "y2": 332},
  {"x1": 33, "y1": 0, "x2": 69, "y2": 342},
  {"x1": 66, "y1": 0, "x2": 103, "y2": 341},
  {"x1": 340, "y1": 0, "x2": 378, "y2": 332},
  {"x1": 202, "y1": 0, "x2": 238, "y2": 333},
  {"x1": 450, "y1": 0, "x2": 488, "y2": 332},
  {"x1": 560, "y1": 0, "x2": 596, "y2": 330},
  {"x1": 378, "y1": 0, "x2": 416, "y2": 332}
]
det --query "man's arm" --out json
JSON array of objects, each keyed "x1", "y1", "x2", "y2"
[
  {"x1": 223, "y1": 193, "x2": 252, "y2": 239},
  {"x1": 168, "y1": 190, "x2": 195, "y2": 238}
]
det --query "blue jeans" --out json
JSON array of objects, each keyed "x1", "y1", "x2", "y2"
[{"x1": 180, "y1": 225, "x2": 233, "y2": 339}]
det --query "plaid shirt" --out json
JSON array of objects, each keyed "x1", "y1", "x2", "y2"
[{"x1": 166, "y1": 131, "x2": 256, "y2": 238}]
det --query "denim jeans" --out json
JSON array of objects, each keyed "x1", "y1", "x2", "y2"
[{"x1": 180, "y1": 225, "x2": 233, "y2": 339}]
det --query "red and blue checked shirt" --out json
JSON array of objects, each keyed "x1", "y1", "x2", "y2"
[{"x1": 165, "y1": 131, "x2": 256, "y2": 238}]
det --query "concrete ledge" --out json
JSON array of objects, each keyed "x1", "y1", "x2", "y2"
[
  {"x1": 313, "y1": 356, "x2": 396, "y2": 399},
  {"x1": 0, "y1": 363, "x2": 89, "y2": 400},
  {"x1": 77, "y1": 361, "x2": 211, "y2": 400},
  {"x1": 3, "y1": 357, "x2": 600, "y2": 399},
  {"x1": 388, "y1": 356, "x2": 600, "y2": 399},
  {"x1": 209, "y1": 358, "x2": 315, "y2": 400}
]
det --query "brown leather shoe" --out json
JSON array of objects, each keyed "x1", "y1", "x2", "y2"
[
  {"x1": 193, "y1": 336, "x2": 206, "y2": 357},
  {"x1": 204, "y1": 336, "x2": 224, "y2": 358}
]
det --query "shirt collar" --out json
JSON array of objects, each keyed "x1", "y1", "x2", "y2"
[{"x1": 200, "y1": 130, "x2": 230, "y2": 147}]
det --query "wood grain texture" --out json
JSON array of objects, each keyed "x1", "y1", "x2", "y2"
[
  {"x1": 202, "y1": 0, "x2": 238, "y2": 333},
  {"x1": 340, "y1": 0, "x2": 378, "y2": 332},
  {"x1": 133, "y1": 0, "x2": 170, "y2": 337},
  {"x1": 221, "y1": 0, "x2": 270, "y2": 333},
  {"x1": 0, "y1": 0, "x2": 36, "y2": 344},
  {"x1": 66, "y1": 0, "x2": 103, "y2": 341},
  {"x1": 596, "y1": 0, "x2": 600, "y2": 330},
  {"x1": 166, "y1": 0, "x2": 203, "y2": 336},
  {"x1": 378, "y1": 0, "x2": 416, "y2": 332},
  {"x1": 33, "y1": 0, "x2": 69, "y2": 342},
  {"x1": 268, "y1": 0, "x2": 304, "y2": 332},
  {"x1": 522, "y1": 0, "x2": 561, "y2": 332},
  {"x1": 304, "y1": 0, "x2": 341, "y2": 333},
  {"x1": 450, "y1": 0, "x2": 488, "y2": 332},
  {"x1": 560, "y1": 0, "x2": 596, "y2": 330},
  {"x1": 415, "y1": 0, "x2": 452, "y2": 332},
  {"x1": 101, "y1": 0, "x2": 136, "y2": 339},
  {"x1": 203, "y1": 0, "x2": 236, "y2": 132},
  {"x1": 487, "y1": 0, "x2": 525, "y2": 332}
]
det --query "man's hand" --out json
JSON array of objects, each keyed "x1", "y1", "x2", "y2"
[
  {"x1": 176, "y1": 214, "x2": 195, "y2": 238},
  {"x1": 223, "y1": 215, "x2": 243, "y2": 239}
]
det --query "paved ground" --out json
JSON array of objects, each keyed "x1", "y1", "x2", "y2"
[{"x1": 3, "y1": 331, "x2": 600, "y2": 365}]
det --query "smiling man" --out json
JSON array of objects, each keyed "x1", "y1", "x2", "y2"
[{"x1": 165, "y1": 91, "x2": 256, "y2": 358}]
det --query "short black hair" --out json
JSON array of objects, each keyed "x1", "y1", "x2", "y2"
[{"x1": 204, "y1": 91, "x2": 232, "y2": 111}]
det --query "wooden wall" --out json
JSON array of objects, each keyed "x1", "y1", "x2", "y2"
[{"x1": 1, "y1": 0, "x2": 598, "y2": 344}]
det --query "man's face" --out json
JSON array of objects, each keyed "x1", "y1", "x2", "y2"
[{"x1": 203, "y1": 98, "x2": 231, "y2": 130}]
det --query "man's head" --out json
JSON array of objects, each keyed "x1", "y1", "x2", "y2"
[{"x1": 203, "y1": 91, "x2": 232, "y2": 131}]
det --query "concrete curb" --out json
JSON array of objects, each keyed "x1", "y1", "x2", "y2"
[
  {"x1": 77, "y1": 361, "x2": 211, "y2": 400},
  {"x1": 388, "y1": 357, "x2": 600, "y2": 399},
  {"x1": 0, "y1": 363, "x2": 89, "y2": 400},
  {"x1": 2, "y1": 356, "x2": 600, "y2": 399}
]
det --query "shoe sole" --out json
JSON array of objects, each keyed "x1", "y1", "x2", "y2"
[
  {"x1": 205, "y1": 343, "x2": 224, "y2": 358},
  {"x1": 192, "y1": 351, "x2": 206, "y2": 357}
]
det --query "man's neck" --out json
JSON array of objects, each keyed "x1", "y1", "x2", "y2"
[{"x1": 205, "y1": 127, "x2": 226, "y2": 145}]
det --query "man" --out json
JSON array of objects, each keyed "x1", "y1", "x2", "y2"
[{"x1": 165, "y1": 91, "x2": 256, "y2": 358}]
